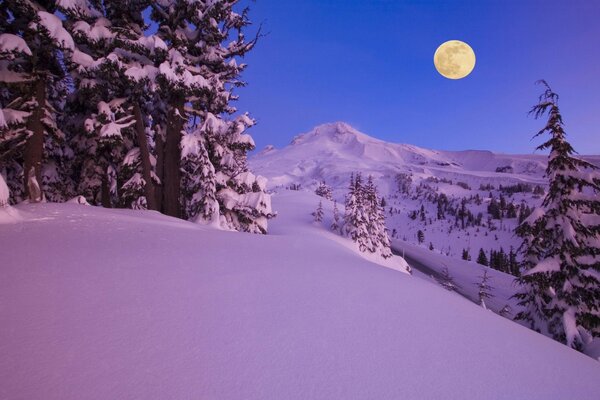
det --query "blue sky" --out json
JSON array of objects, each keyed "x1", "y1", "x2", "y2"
[{"x1": 233, "y1": 0, "x2": 600, "y2": 154}]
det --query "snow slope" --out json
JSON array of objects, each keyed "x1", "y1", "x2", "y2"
[{"x1": 1, "y1": 193, "x2": 599, "y2": 400}]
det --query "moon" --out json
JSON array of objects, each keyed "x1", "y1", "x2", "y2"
[{"x1": 434, "y1": 40, "x2": 476, "y2": 79}]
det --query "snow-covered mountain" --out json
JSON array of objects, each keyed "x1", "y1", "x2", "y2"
[
  {"x1": 251, "y1": 122, "x2": 600, "y2": 263},
  {"x1": 252, "y1": 121, "x2": 556, "y2": 189}
]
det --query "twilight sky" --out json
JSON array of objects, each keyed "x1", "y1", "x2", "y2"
[{"x1": 234, "y1": 0, "x2": 600, "y2": 154}]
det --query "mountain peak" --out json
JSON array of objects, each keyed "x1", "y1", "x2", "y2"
[{"x1": 290, "y1": 122, "x2": 370, "y2": 146}]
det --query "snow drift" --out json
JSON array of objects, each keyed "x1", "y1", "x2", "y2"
[{"x1": 1, "y1": 193, "x2": 599, "y2": 399}]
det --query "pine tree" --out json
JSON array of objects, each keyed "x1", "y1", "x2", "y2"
[
  {"x1": 462, "y1": 248, "x2": 471, "y2": 261},
  {"x1": 60, "y1": 0, "x2": 161, "y2": 209},
  {"x1": 417, "y1": 230, "x2": 425, "y2": 244},
  {"x1": 331, "y1": 200, "x2": 341, "y2": 232},
  {"x1": 315, "y1": 181, "x2": 333, "y2": 200},
  {"x1": 514, "y1": 81, "x2": 600, "y2": 351},
  {"x1": 312, "y1": 200, "x2": 324, "y2": 223},
  {"x1": 0, "y1": 1, "x2": 81, "y2": 202},
  {"x1": 477, "y1": 270, "x2": 494, "y2": 309},
  {"x1": 150, "y1": 1, "x2": 272, "y2": 232},
  {"x1": 438, "y1": 267, "x2": 458, "y2": 292},
  {"x1": 477, "y1": 248, "x2": 489, "y2": 266}
]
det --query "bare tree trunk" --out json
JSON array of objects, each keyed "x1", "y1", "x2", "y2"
[
  {"x1": 162, "y1": 99, "x2": 185, "y2": 218},
  {"x1": 23, "y1": 78, "x2": 45, "y2": 202},
  {"x1": 132, "y1": 102, "x2": 157, "y2": 211}
]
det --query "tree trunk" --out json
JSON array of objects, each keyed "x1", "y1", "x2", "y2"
[
  {"x1": 132, "y1": 102, "x2": 157, "y2": 211},
  {"x1": 23, "y1": 78, "x2": 46, "y2": 202},
  {"x1": 101, "y1": 171, "x2": 112, "y2": 208},
  {"x1": 155, "y1": 134, "x2": 164, "y2": 211},
  {"x1": 162, "y1": 99, "x2": 185, "y2": 218}
]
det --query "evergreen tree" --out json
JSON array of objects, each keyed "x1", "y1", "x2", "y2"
[
  {"x1": 462, "y1": 248, "x2": 471, "y2": 261},
  {"x1": 417, "y1": 230, "x2": 424, "y2": 244},
  {"x1": 331, "y1": 200, "x2": 340, "y2": 232},
  {"x1": 60, "y1": 0, "x2": 161, "y2": 209},
  {"x1": 438, "y1": 267, "x2": 458, "y2": 292},
  {"x1": 477, "y1": 270, "x2": 494, "y2": 309},
  {"x1": 0, "y1": 1, "x2": 80, "y2": 202},
  {"x1": 477, "y1": 248, "x2": 489, "y2": 266},
  {"x1": 315, "y1": 181, "x2": 333, "y2": 200},
  {"x1": 312, "y1": 200, "x2": 323, "y2": 223},
  {"x1": 514, "y1": 81, "x2": 600, "y2": 351}
]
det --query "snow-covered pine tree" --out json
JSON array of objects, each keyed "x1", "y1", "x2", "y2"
[
  {"x1": 150, "y1": 0, "x2": 272, "y2": 232},
  {"x1": 315, "y1": 181, "x2": 332, "y2": 200},
  {"x1": 344, "y1": 173, "x2": 371, "y2": 252},
  {"x1": 312, "y1": 200, "x2": 323, "y2": 223},
  {"x1": 180, "y1": 134, "x2": 218, "y2": 223},
  {"x1": 60, "y1": 0, "x2": 162, "y2": 210},
  {"x1": 331, "y1": 200, "x2": 340, "y2": 232},
  {"x1": 477, "y1": 270, "x2": 494, "y2": 309},
  {"x1": 364, "y1": 176, "x2": 392, "y2": 258},
  {"x1": 514, "y1": 81, "x2": 600, "y2": 351},
  {"x1": 0, "y1": 2, "x2": 79, "y2": 203}
]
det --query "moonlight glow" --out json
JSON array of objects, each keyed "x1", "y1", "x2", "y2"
[{"x1": 434, "y1": 40, "x2": 476, "y2": 80}]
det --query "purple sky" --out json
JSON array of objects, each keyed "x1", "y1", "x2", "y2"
[{"x1": 234, "y1": 0, "x2": 600, "y2": 154}]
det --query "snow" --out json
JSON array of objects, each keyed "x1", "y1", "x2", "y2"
[
  {"x1": 1, "y1": 193, "x2": 599, "y2": 399},
  {"x1": 0, "y1": 33, "x2": 32, "y2": 56},
  {"x1": 34, "y1": 11, "x2": 75, "y2": 50},
  {"x1": 525, "y1": 257, "x2": 562, "y2": 275},
  {"x1": 0, "y1": 174, "x2": 21, "y2": 223},
  {"x1": 0, "y1": 173, "x2": 9, "y2": 206},
  {"x1": 72, "y1": 19, "x2": 114, "y2": 42},
  {"x1": 0, "y1": 108, "x2": 29, "y2": 128}
]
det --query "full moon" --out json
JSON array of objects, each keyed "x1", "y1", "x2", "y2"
[{"x1": 434, "y1": 40, "x2": 476, "y2": 79}]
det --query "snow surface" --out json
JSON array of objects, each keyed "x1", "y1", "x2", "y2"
[{"x1": 1, "y1": 192, "x2": 599, "y2": 399}]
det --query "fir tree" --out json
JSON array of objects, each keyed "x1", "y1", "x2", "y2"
[
  {"x1": 514, "y1": 81, "x2": 600, "y2": 351},
  {"x1": 462, "y1": 248, "x2": 471, "y2": 261},
  {"x1": 0, "y1": 1, "x2": 80, "y2": 202},
  {"x1": 331, "y1": 200, "x2": 341, "y2": 232},
  {"x1": 477, "y1": 248, "x2": 489, "y2": 266},
  {"x1": 477, "y1": 270, "x2": 494, "y2": 309},
  {"x1": 417, "y1": 230, "x2": 424, "y2": 244},
  {"x1": 438, "y1": 267, "x2": 458, "y2": 292},
  {"x1": 315, "y1": 181, "x2": 333, "y2": 200},
  {"x1": 312, "y1": 200, "x2": 324, "y2": 223}
]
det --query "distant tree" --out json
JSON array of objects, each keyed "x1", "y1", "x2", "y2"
[
  {"x1": 477, "y1": 270, "x2": 494, "y2": 309},
  {"x1": 513, "y1": 81, "x2": 600, "y2": 351},
  {"x1": 315, "y1": 181, "x2": 333, "y2": 200},
  {"x1": 462, "y1": 248, "x2": 471, "y2": 261},
  {"x1": 476, "y1": 248, "x2": 489, "y2": 266},
  {"x1": 417, "y1": 230, "x2": 425, "y2": 244},
  {"x1": 331, "y1": 200, "x2": 341, "y2": 232},
  {"x1": 438, "y1": 267, "x2": 458, "y2": 292},
  {"x1": 312, "y1": 200, "x2": 324, "y2": 223},
  {"x1": 429, "y1": 242, "x2": 434, "y2": 251}
]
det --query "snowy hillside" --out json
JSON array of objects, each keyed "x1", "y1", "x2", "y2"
[
  {"x1": 251, "y1": 122, "x2": 600, "y2": 264},
  {"x1": 1, "y1": 194, "x2": 599, "y2": 399}
]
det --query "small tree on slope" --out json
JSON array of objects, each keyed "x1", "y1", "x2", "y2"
[
  {"x1": 312, "y1": 200, "x2": 324, "y2": 223},
  {"x1": 513, "y1": 81, "x2": 600, "y2": 351},
  {"x1": 477, "y1": 270, "x2": 494, "y2": 310},
  {"x1": 331, "y1": 200, "x2": 341, "y2": 232}
]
